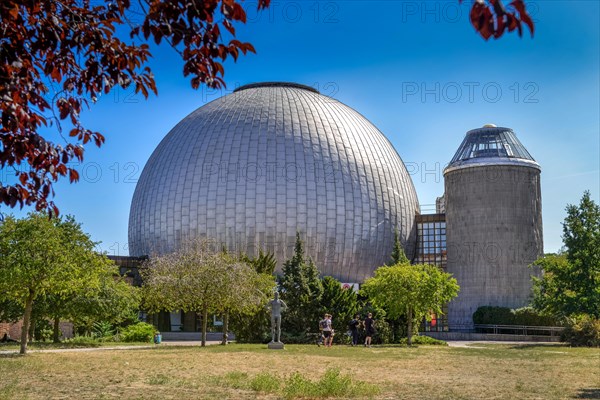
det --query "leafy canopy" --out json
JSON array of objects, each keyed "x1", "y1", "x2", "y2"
[
  {"x1": 141, "y1": 238, "x2": 275, "y2": 345},
  {"x1": 0, "y1": 212, "x2": 126, "y2": 352},
  {"x1": 361, "y1": 263, "x2": 459, "y2": 344},
  {"x1": 0, "y1": 0, "x2": 269, "y2": 215},
  {"x1": 279, "y1": 232, "x2": 323, "y2": 339},
  {"x1": 531, "y1": 191, "x2": 600, "y2": 318}
]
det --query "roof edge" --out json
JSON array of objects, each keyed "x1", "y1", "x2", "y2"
[
  {"x1": 444, "y1": 157, "x2": 541, "y2": 175},
  {"x1": 234, "y1": 82, "x2": 319, "y2": 94}
]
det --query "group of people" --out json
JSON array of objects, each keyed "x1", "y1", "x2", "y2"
[{"x1": 318, "y1": 312, "x2": 376, "y2": 347}]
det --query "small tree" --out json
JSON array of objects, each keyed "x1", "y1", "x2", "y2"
[
  {"x1": 231, "y1": 249, "x2": 278, "y2": 343},
  {"x1": 361, "y1": 263, "x2": 459, "y2": 345},
  {"x1": 279, "y1": 232, "x2": 323, "y2": 340},
  {"x1": 532, "y1": 191, "x2": 600, "y2": 319},
  {"x1": 320, "y1": 276, "x2": 359, "y2": 336},
  {"x1": 216, "y1": 251, "x2": 275, "y2": 345},
  {"x1": 390, "y1": 229, "x2": 410, "y2": 265},
  {"x1": 141, "y1": 238, "x2": 272, "y2": 346},
  {"x1": 0, "y1": 213, "x2": 118, "y2": 353}
]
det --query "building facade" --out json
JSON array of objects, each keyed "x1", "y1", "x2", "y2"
[
  {"x1": 443, "y1": 125, "x2": 543, "y2": 330},
  {"x1": 126, "y1": 82, "x2": 543, "y2": 332}
]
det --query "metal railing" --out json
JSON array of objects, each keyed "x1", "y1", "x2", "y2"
[{"x1": 474, "y1": 324, "x2": 564, "y2": 337}]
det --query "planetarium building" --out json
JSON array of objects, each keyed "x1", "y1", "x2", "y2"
[
  {"x1": 129, "y1": 82, "x2": 419, "y2": 283},
  {"x1": 127, "y1": 82, "x2": 542, "y2": 331}
]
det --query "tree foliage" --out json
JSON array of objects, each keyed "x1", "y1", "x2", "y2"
[
  {"x1": 0, "y1": 212, "x2": 125, "y2": 353},
  {"x1": 0, "y1": 0, "x2": 270, "y2": 215},
  {"x1": 279, "y1": 232, "x2": 323, "y2": 341},
  {"x1": 531, "y1": 191, "x2": 600, "y2": 319},
  {"x1": 361, "y1": 263, "x2": 459, "y2": 345},
  {"x1": 462, "y1": 0, "x2": 535, "y2": 40},
  {"x1": 390, "y1": 229, "x2": 410, "y2": 265},
  {"x1": 231, "y1": 248, "x2": 277, "y2": 343},
  {"x1": 319, "y1": 276, "x2": 359, "y2": 337},
  {"x1": 141, "y1": 238, "x2": 274, "y2": 346}
]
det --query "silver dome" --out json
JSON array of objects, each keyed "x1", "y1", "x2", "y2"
[{"x1": 128, "y1": 82, "x2": 419, "y2": 282}]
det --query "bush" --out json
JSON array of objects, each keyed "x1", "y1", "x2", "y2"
[
  {"x1": 473, "y1": 306, "x2": 561, "y2": 326},
  {"x1": 250, "y1": 372, "x2": 280, "y2": 393},
  {"x1": 513, "y1": 307, "x2": 561, "y2": 326},
  {"x1": 561, "y1": 315, "x2": 600, "y2": 347},
  {"x1": 229, "y1": 310, "x2": 271, "y2": 344},
  {"x1": 64, "y1": 335, "x2": 102, "y2": 347},
  {"x1": 119, "y1": 322, "x2": 157, "y2": 343},
  {"x1": 33, "y1": 319, "x2": 53, "y2": 342},
  {"x1": 371, "y1": 318, "x2": 393, "y2": 344},
  {"x1": 398, "y1": 335, "x2": 447, "y2": 346},
  {"x1": 92, "y1": 321, "x2": 115, "y2": 341}
]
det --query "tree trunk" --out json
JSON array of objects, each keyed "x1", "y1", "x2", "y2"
[
  {"x1": 53, "y1": 317, "x2": 61, "y2": 343},
  {"x1": 201, "y1": 307, "x2": 208, "y2": 347},
  {"x1": 28, "y1": 317, "x2": 35, "y2": 343},
  {"x1": 407, "y1": 308, "x2": 413, "y2": 346},
  {"x1": 221, "y1": 311, "x2": 229, "y2": 346},
  {"x1": 20, "y1": 291, "x2": 34, "y2": 354}
]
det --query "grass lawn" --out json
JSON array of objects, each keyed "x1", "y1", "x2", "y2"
[{"x1": 0, "y1": 343, "x2": 598, "y2": 399}]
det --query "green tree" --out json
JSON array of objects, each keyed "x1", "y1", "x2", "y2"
[
  {"x1": 0, "y1": 213, "x2": 117, "y2": 353},
  {"x1": 217, "y1": 251, "x2": 275, "y2": 345},
  {"x1": 141, "y1": 238, "x2": 272, "y2": 346},
  {"x1": 361, "y1": 263, "x2": 459, "y2": 345},
  {"x1": 67, "y1": 272, "x2": 140, "y2": 337},
  {"x1": 231, "y1": 249, "x2": 278, "y2": 343},
  {"x1": 532, "y1": 191, "x2": 600, "y2": 318},
  {"x1": 320, "y1": 276, "x2": 359, "y2": 337},
  {"x1": 279, "y1": 232, "x2": 323, "y2": 341},
  {"x1": 390, "y1": 229, "x2": 410, "y2": 265}
]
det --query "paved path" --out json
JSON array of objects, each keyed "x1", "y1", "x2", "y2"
[
  {"x1": 0, "y1": 341, "x2": 220, "y2": 355},
  {"x1": 446, "y1": 340, "x2": 564, "y2": 347}
]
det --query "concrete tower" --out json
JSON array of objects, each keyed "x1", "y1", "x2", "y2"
[{"x1": 444, "y1": 125, "x2": 543, "y2": 330}]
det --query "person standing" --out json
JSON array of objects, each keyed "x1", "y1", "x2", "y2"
[
  {"x1": 364, "y1": 312, "x2": 375, "y2": 347},
  {"x1": 348, "y1": 314, "x2": 360, "y2": 346},
  {"x1": 321, "y1": 313, "x2": 334, "y2": 347}
]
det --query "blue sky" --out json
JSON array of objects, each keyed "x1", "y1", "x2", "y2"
[{"x1": 4, "y1": 0, "x2": 599, "y2": 255}]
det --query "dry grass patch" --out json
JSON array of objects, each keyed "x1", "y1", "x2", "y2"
[{"x1": 0, "y1": 343, "x2": 598, "y2": 399}]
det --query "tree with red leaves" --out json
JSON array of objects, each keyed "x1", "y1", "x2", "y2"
[
  {"x1": 0, "y1": 0, "x2": 269, "y2": 216},
  {"x1": 464, "y1": 0, "x2": 535, "y2": 40},
  {"x1": 0, "y1": 0, "x2": 533, "y2": 216}
]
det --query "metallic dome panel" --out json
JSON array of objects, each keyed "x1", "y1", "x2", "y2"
[{"x1": 128, "y1": 83, "x2": 419, "y2": 282}]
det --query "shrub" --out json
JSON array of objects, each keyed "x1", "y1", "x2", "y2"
[
  {"x1": 250, "y1": 373, "x2": 280, "y2": 393},
  {"x1": 219, "y1": 368, "x2": 380, "y2": 398},
  {"x1": 283, "y1": 372, "x2": 317, "y2": 399},
  {"x1": 64, "y1": 335, "x2": 102, "y2": 347},
  {"x1": 119, "y1": 322, "x2": 157, "y2": 343},
  {"x1": 33, "y1": 319, "x2": 53, "y2": 342},
  {"x1": 92, "y1": 321, "x2": 115, "y2": 341},
  {"x1": 512, "y1": 307, "x2": 561, "y2": 326},
  {"x1": 371, "y1": 318, "x2": 393, "y2": 345},
  {"x1": 473, "y1": 306, "x2": 515, "y2": 325},
  {"x1": 473, "y1": 306, "x2": 561, "y2": 326},
  {"x1": 399, "y1": 335, "x2": 447, "y2": 346},
  {"x1": 561, "y1": 315, "x2": 600, "y2": 347}
]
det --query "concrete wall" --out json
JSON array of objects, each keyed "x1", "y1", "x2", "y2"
[
  {"x1": 0, "y1": 321, "x2": 23, "y2": 339},
  {"x1": 0, "y1": 320, "x2": 74, "y2": 340},
  {"x1": 424, "y1": 331, "x2": 561, "y2": 343},
  {"x1": 445, "y1": 165, "x2": 543, "y2": 330}
]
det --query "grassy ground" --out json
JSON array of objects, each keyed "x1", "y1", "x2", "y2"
[{"x1": 0, "y1": 343, "x2": 598, "y2": 399}]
